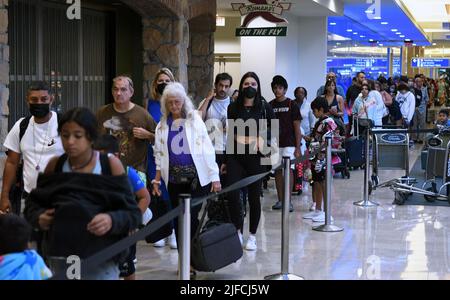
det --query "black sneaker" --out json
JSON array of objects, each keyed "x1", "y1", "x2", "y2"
[{"x1": 272, "y1": 201, "x2": 282, "y2": 210}]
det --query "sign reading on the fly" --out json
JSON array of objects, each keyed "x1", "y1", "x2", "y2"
[
  {"x1": 232, "y1": 1, "x2": 291, "y2": 37},
  {"x1": 236, "y1": 26, "x2": 287, "y2": 36},
  {"x1": 411, "y1": 58, "x2": 450, "y2": 68}
]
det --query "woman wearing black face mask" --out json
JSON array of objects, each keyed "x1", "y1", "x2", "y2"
[
  {"x1": 222, "y1": 72, "x2": 275, "y2": 251},
  {"x1": 143, "y1": 68, "x2": 177, "y2": 249}
]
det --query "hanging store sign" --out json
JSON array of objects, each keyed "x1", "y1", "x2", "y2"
[
  {"x1": 232, "y1": 1, "x2": 291, "y2": 37},
  {"x1": 411, "y1": 58, "x2": 450, "y2": 68}
]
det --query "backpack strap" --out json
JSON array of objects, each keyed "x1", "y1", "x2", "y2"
[
  {"x1": 19, "y1": 116, "x2": 32, "y2": 142},
  {"x1": 99, "y1": 153, "x2": 112, "y2": 176},
  {"x1": 54, "y1": 154, "x2": 68, "y2": 173}
]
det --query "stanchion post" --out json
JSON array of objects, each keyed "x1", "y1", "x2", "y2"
[
  {"x1": 178, "y1": 194, "x2": 191, "y2": 280},
  {"x1": 265, "y1": 157, "x2": 304, "y2": 280},
  {"x1": 313, "y1": 132, "x2": 343, "y2": 232},
  {"x1": 354, "y1": 125, "x2": 379, "y2": 207}
]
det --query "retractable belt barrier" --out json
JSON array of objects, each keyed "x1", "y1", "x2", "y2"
[{"x1": 51, "y1": 152, "x2": 313, "y2": 280}]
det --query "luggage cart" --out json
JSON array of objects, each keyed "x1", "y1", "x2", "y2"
[
  {"x1": 421, "y1": 128, "x2": 450, "y2": 203},
  {"x1": 370, "y1": 127, "x2": 411, "y2": 195},
  {"x1": 377, "y1": 126, "x2": 450, "y2": 205}
]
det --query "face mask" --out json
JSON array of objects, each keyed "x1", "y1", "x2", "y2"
[
  {"x1": 29, "y1": 104, "x2": 50, "y2": 118},
  {"x1": 157, "y1": 83, "x2": 167, "y2": 95},
  {"x1": 242, "y1": 86, "x2": 257, "y2": 99}
]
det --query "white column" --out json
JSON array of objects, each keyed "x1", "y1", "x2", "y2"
[
  {"x1": 241, "y1": 18, "x2": 277, "y2": 101},
  {"x1": 297, "y1": 17, "x2": 328, "y2": 100},
  {"x1": 241, "y1": 16, "x2": 328, "y2": 101}
]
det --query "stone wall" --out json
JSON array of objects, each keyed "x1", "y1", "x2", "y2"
[
  {"x1": 142, "y1": 16, "x2": 190, "y2": 99},
  {"x1": 188, "y1": 30, "x2": 214, "y2": 104}
]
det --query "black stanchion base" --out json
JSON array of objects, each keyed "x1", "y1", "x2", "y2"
[{"x1": 264, "y1": 273, "x2": 304, "y2": 280}]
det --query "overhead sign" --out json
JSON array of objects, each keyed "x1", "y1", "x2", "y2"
[
  {"x1": 411, "y1": 58, "x2": 450, "y2": 68},
  {"x1": 232, "y1": 1, "x2": 291, "y2": 37},
  {"x1": 236, "y1": 26, "x2": 287, "y2": 36}
]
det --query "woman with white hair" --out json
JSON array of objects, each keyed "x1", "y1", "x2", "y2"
[{"x1": 151, "y1": 83, "x2": 221, "y2": 271}]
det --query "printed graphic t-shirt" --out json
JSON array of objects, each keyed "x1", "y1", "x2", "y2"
[
  {"x1": 270, "y1": 98, "x2": 302, "y2": 148},
  {"x1": 97, "y1": 104, "x2": 156, "y2": 173}
]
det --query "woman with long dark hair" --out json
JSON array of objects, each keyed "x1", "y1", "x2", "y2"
[{"x1": 223, "y1": 72, "x2": 275, "y2": 251}]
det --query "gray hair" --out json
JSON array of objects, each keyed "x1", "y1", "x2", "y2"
[
  {"x1": 112, "y1": 76, "x2": 134, "y2": 93},
  {"x1": 160, "y1": 82, "x2": 196, "y2": 124}
]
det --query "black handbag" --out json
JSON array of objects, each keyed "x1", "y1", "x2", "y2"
[
  {"x1": 191, "y1": 199, "x2": 243, "y2": 272},
  {"x1": 144, "y1": 194, "x2": 173, "y2": 243}
]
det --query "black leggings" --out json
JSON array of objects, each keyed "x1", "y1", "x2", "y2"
[
  {"x1": 226, "y1": 155, "x2": 265, "y2": 234},
  {"x1": 168, "y1": 180, "x2": 209, "y2": 250}
]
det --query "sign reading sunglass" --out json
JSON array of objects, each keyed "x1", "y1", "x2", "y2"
[{"x1": 232, "y1": 1, "x2": 291, "y2": 37}]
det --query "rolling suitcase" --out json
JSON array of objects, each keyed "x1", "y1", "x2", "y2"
[{"x1": 346, "y1": 116, "x2": 365, "y2": 169}]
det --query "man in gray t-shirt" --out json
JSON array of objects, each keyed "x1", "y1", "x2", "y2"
[{"x1": 198, "y1": 73, "x2": 233, "y2": 164}]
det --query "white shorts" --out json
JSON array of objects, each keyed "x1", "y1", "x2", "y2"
[{"x1": 279, "y1": 147, "x2": 296, "y2": 169}]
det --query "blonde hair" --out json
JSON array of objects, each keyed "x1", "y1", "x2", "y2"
[
  {"x1": 160, "y1": 82, "x2": 196, "y2": 124},
  {"x1": 151, "y1": 68, "x2": 175, "y2": 100}
]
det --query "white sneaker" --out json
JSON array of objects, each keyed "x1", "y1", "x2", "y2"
[
  {"x1": 303, "y1": 210, "x2": 321, "y2": 219},
  {"x1": 153, "y1": 239, "x2": 166, "y2": 248},
  {"x1": 245, "y1": 235, "x2": 257, "y2": 251},
  {"x1": 312, "y1": 212, "x2": 334, "y2": 223},
  {"x1": 238, "y1": 231, "x2": 243, "y2": 246},
  {"x1": 168, "y1": 231, "x2": 177, "y2": 249},
  {"x1": 309, "y1": 202, "x2": 316, "y2": 212}
]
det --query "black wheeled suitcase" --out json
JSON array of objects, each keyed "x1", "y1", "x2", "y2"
[{"x1": 191, "y1": 200, "x2": 243, "y2": 272}]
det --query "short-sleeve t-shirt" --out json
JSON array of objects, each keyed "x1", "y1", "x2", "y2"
[
  {"x1": 270, "y1": 98, "x2": 302, "y2": 147},
  {"x1": 3, "y1": 112, "x2": 64, "y2": 193},
  {"x1": 127, "y1": 166, "x2": 145, "y2": 193},
  {"x1": 96, "y1": 104, "x2": 156, "y2": 173}
]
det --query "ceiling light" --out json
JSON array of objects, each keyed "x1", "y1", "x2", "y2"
[
  {"x1": 433, "y1": 43, "x2": 437, "y2": 46},
  {"x1": 381, "y1": 22, "x2": 388, "y2": 25},
  {"x1": 216, "y1": 16, "x2": 225, "y2": 27},
  {"x1": 353, "y1": 32, "x2": 358, "y2": 35},
  {"x1": 413, "y1": 43, "x2": 417, "y2": 46},
  {"x1": 379, "y1": 43, "x2": 384, "y2": 46},
  {"x1": 391, "y1": 29, "x2": 398, "y2": 32},
  {"x1": 396, "y1": 32, "x2": 402, "y2": 35},
  {"x1": 365, "y1": 9, "x2": 374, "y2": 14},
  {"x1": 347, "y1": 29, "x2": 353, "y2": 32},
  {"x1": 329, "y1": 22, "x2": 337, "y2": 25},
  {"x1": 360, "y1": 35, "x2": 365, "y2": 38},
  {"x1": 373, "y1": 16, "x2": 381, "y2": 20},
  {"x1": 399, "y1": 35, "x2": 405, "y2": 38},
  {"x1": 405, "y1": 39, "x2": 412, "y2": 42}
]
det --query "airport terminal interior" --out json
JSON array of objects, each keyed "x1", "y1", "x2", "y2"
[{"x1": 1, "y1": 0, "x2": 450, "y2": 281}]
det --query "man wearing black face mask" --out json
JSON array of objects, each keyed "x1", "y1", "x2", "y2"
[{"x1": 1, "y1": 82, "x2": 64, "y2": 215}]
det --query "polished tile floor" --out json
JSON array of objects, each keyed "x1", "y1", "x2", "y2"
[{"x1": 136, "y1": 145, "x2": 450, "y2": 280}]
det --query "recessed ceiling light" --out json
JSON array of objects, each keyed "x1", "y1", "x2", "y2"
[
  {"x1": 433, "y1": 43, "x2": 437, "y2": 46},
  {"x1": 381, "y1": 22, "x2": 388, "y2": 25},
  {"x1": 391, "y1": 29, "x2": 398, "y2": 32},
  {"x1": 379, "y1": 43, "x2": 384, "y2": 46},
  {"x1": 369, "y1": 39, "x2": 374, "y2": 42},
  {"x1": 353, "y1": 32, "x2": 358, "y2": 35},
  {"x1": 396, "y1": 32, "x2": 402, "y2": 35},
  {"x1": 399, "y1": 35, "x2": 405, "y2": 38},
  {"x1": 373, "y1": 16, "x2": 381, "y2": 20},
  {"x1": 405, "y1": 39, "x2": 411, "y2": 42},
  {"x1": 360, "y1": 35, "x2": 365, "y2": 38},
  {"x1": 347, "y1": 29, "x2": 353, "y2": 32},
  {"x1": 329, "y1": 22, "x2": 336, "y2": 25},
  {"x1": 365, "y1": 9, "x2": 374, "y2": 14}
]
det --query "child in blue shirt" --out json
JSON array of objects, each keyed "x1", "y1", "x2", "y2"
[{"x1": 0, "y1": 214, "x2": 52, "y2": 280}]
